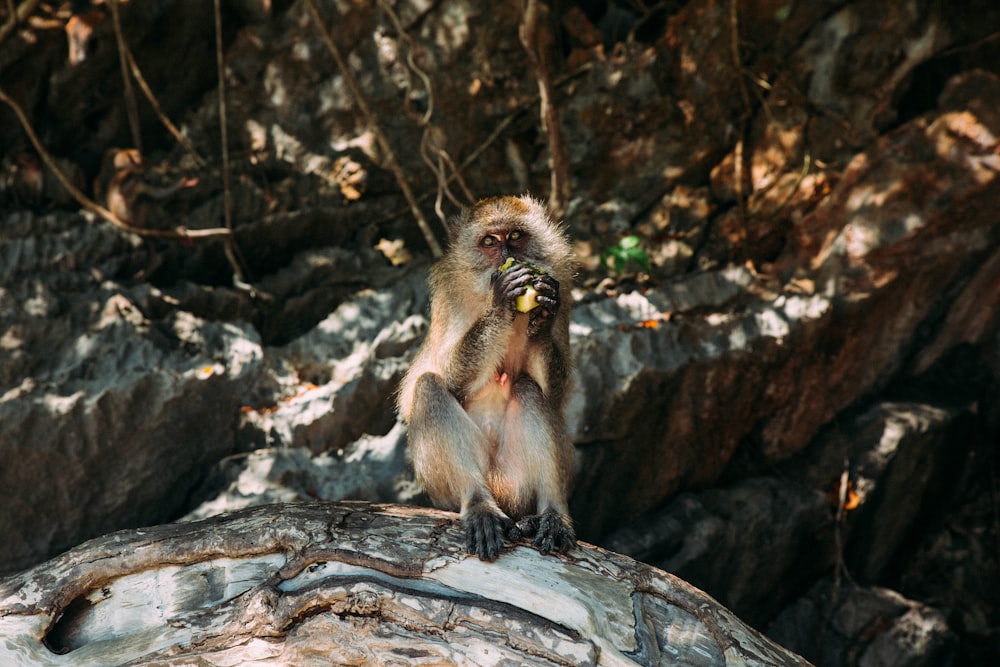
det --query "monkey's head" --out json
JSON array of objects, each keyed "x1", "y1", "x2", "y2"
[{"x1": 447, "y1": 196, "x2": 573, "y2": 274}]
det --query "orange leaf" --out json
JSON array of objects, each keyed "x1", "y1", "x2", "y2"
[{"x1": 844, "y1": 486, "x2": 861, "y2": 511}]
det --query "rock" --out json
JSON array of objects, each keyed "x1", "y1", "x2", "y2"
[
  {"x1": 895, "y1": 456, "x2": 1000, "y2": 666},
  {"x1": 601, "y1": 396, "x2": 983, "y2": 635},
  {"x1": 236, "y1": 267, "x2": 428, "y2": 453},
  {"x1": 1, "y1": 2, "x2": 999, "y2": 660},
  {"x1": 0, "y1": 213, "x2": 266, "y2": 574},
  {"x1": 1, "y1": 0, "x2": 228, "y2": 175},
  {"x1": 767, "y1": 578, "x2": 956, "y2": 667},
  {"x1": 567, "y1": 267, "x2": 834, "y2": 536},
  {"x1": 0, "y1": 290, "x2": 263, "y2": 573},
  {"x1": 781, "y1": 402, "x2": 977, "y2": 583},
  {"x1": 603, "y1": 477, "x2": 833, "y2": 627},
  {"x1": 0, "y1": 501, "x2": 813, "y2": 667},
  {"x1": 631, "y1": 185, "x2": 714, "y2": 278},
  {"x1": 184, "y1": 423, "x2": 422, "y2": 522},
  {"x1": 565, "y1": 105, "x2": 1000, "y2": 540}
]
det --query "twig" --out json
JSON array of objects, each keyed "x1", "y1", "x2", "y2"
[
  {"x1": 108, "y1": 0, "x2": 143, "y2": 152},
  {"x1": 120, "y1": 38, "x2": 206, "y2": 166},
  {"x1": 305, "y1": 0, "x2": 443, "y2": 258},
  {"x1": 377, "y1": 63, "x2": 592, "y2": 224},
  {"x1": 833, "y1": 460, "x2": 856, "y2": 590},
  {"x1": 729, "y1": 0, "x2": 751, "y2": 255},
  {"x1": 0, "y1": 86, "x2": 231, "y2": 240},
  {"x1": 462, "y1": 63, "x2": 590, "y2": 176},
  {"x1": 520, "y1": 0, "x2": 570, "y2": 220},
  {"x1": 213, "y1": 0, "x2": 252, "y2": 289},
  {"x1": 429, "y1": 135, "x2": 474, "y2": 205},
  {"x1": 937, "y1": 29, "x2": 1000, "y2": 58},
  {"x1": 377, "y1": 0, "x2": 474, "y2": 221},
  {"x1": 0, "y1": 0, "x2": 40, "y2": 47}
]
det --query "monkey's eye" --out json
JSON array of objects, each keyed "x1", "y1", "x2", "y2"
[
  {"x1": 480, "y1": 235, "x2": 499, "y2": 247},
  {"x1": 508, "y1": 230, "x2": 523, "y2": 241}
]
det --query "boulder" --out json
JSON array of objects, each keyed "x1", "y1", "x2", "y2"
[
  {"x1": 768, "y1": 579, "x2": 955, "y2": 667},
  {"x1": 0, "y1": 502, "x2": 813, "y2": 667}
]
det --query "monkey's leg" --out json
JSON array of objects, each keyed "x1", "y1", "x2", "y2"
[
  {"x1": 408, "y1": 372, "x2": 520, "y2": 561},
  {"x1": 497, "y1": 377, "x2": 576, "y2": 555}
]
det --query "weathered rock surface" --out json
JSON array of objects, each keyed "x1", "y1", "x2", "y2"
[
  {"x1": 603, "y1": 396, "x2": 986, "y2": 666},
  {"x1": 0, "y1": 502, "x2": 812, "y2": 667},
  {"x1": 1, "y1": 0, "x2": 999, "y2": 665},
  {"x1": 0, "y1": 213, "x2": 266, "y2": 573},
  {"x1": 603, "y1": 477, "x2": 833, "y2": 628},
  {"x1": 768, "y1": 579, "x2": 956, "y2": 667}
]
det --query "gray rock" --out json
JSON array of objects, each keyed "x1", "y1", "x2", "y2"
[
  {"x1": 0, "y1": 280, "x2": 264, "y2": 572},
  {"x1": 768, "y1": 579, "x2": 956, "y2": 667},
  {"x1": 604, "y1": 477, "x2": 832, "y2": 627},
  {"x1": 184, "y1": 423, "x2": 422, "y2": 522}
]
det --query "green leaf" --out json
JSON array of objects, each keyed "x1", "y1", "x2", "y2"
[
  {"x1": 619, "y1": 235, "x2": 641, "y2": 250},
  {"x1": 627, "y1": 247, "x2": 651, "y2": 272},
  {"x1": 613, "y1": 254, "x2": 627, "y2": 273}
]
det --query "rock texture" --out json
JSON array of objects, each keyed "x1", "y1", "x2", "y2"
[
  {"x1": 0, "y1": 502, "x2": 811, "y2": 667},
  {"x1": 768, "y1": 579, "x2": 956, "y2": 667},
  {"x1": 0, "y1": 213, "x2": 266, "y2": 572},
  {"x1": 1, "y1": 0, "x2": 999, "y2": 665}
]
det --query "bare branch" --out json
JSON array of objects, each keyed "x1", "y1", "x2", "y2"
[
  {"x1": 377, "y1": 0, "x2": 475, "y2": 222},
  {"x1": 377, "y1": 63, "x2": 592, "y2": 226},
  {"x1": 306, "y1": 0, "x2": 444, "y2": 258},
  {"x1": 120, "y1": 38, "x2": 206, "y2": 166},
  {"x1": 213, "y1": 0, "x2": 254, "y2": 289},
  {"x1": 520, "y1": 0, "x2": 570, "y2": 220},
  {"x1": 729, "y1": 0, "x2": 751, "y2": 254},
  {"x1": 108, "y1": 0, "x2": 143, "y2": 152},
  {"x1": 0, "y1": 0, "x2": 41, "y2": 47},
  {"x1": 0, "y1": 87, "x2": 231, "y2": 240}
]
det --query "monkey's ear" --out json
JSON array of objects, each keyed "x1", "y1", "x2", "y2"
[{"x1": 444, "y1": 208, "x2": 470, "y2": 244}]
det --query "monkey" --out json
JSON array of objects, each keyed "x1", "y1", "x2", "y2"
[{"x1": 397, "y1": 195, "x2": 577, "y2": 561}]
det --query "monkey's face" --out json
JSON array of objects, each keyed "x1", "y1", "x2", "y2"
[
  {"x1": 478, "y1": 227, "x2": 532, "y2": 267},
  {"x1": 462, "y1": 196, "x2": 551, "y2": 270}
]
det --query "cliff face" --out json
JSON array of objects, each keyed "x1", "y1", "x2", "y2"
[{"x1": 1, "y1": 1, "x2": 998, "y2": 665}]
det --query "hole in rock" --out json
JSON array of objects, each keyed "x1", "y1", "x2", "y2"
[{"x1": 43, "y1": 594, "x2": 97, "y2": 654}]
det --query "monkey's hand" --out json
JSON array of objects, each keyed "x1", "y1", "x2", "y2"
[
  {"x1": 491, "y1": 261, "x2": 535, "y2": 315},
  {"x1": 527, "y1": 273, "x2": 560, "y2": 338},
  {"x1": 516, "y1": 510, "x2": 576, "y2": 555},
  {"x1": 464, "y1": 506, "x2": 523, "y2": 561}
]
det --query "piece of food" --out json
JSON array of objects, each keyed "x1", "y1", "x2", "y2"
[
  {"x1": 499, "y1": 258, "x2": 544, "y2": 312},
  {"x1": 516, "y1": 285, "x2": 540, "y2": 313}
]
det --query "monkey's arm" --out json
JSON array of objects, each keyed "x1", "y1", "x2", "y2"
[
  {"x1": 444, "y1": 263, "x2": 537, "y2": 400},
  {"x1": 524, "y1": 273, "x2": 572, "y2": 408}
]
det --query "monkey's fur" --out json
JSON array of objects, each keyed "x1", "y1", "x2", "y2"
[{"x1": 398, "y1": 195, "x2": 577, "y2": 561}]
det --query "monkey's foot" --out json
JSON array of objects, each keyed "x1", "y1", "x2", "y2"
[
  {"x1": 516, "y1": 511, "x2": 576, "y2": 555},
  {"x1": 463, "y1": 508, "x2": 522, "y2": 561}
]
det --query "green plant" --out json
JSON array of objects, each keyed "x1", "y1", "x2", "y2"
[{"x1": 600, "y1": 235, "x2": 651, "y2": 275}]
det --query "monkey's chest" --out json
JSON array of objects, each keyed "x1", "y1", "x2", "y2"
[
  {"x1": 464, "y1": 369, "x2": 519, "y2": 445},
  {"x1": 461, "y1": 318, "x2": 532, "y2": 445}
]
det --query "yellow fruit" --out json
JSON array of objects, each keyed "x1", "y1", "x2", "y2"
[
  {"x1": 499, "y1": 258, "x2": 543, "y2": 312},
  {"x1": 516, "y1": 286, "x2": 540, "y2": 313}
]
